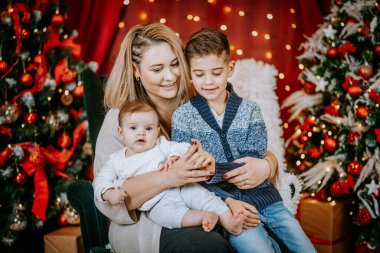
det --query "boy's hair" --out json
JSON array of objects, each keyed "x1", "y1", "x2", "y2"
[
  {"x1": 185, "y1": 28, "x2": 230, "y2": 62},
  {"x1": 118, "y1": 101, "x2": 158, "y2": 127}
]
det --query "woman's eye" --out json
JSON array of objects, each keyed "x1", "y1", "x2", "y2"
[
  {"x1": 195, "y1": 74, "x2": 204, "y2": 77},
  {"x1": 171, "y1": 61, "x2": 179, "y2": 67}
]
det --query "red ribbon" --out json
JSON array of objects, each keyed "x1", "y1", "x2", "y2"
[
  {"x1": 0, "y1": 126, "x2": 12, "y2": 138},
  {"x1": 338, "y1": 41, "x2": 357, "y2": 56},
  {"x1": 16, "y1": 120, "x2": 88, "y2": 220},
  {"x1": 43, "y1": 26, "x2": 82, "y2": 58},
  {"x1": 375, "y1": 128, "x2": 380, "y2": 144}
]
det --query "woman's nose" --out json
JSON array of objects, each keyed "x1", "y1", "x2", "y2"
[{"x1": 164, "y1": 67, "x2": 175, "y2": 81}]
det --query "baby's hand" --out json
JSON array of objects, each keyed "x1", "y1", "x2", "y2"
[
  {"x1": 102, "y1": 188, "x2": 128, "y2": 205},
  {"x1": 160, "y1": 156, "x2": 180, "y2": 172}
]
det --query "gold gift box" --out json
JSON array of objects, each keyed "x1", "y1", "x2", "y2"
[{"x1": 44, "y1": 226, "x2": 84, "y2": 253}]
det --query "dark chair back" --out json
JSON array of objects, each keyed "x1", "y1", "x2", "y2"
[{"x1": 67, "y1": 69, "x2": 109, "y2": 253}]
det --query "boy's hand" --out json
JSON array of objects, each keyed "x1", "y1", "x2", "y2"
[
  {"x1": 160, "y1": 156, "x2": 180, "y2": 172},
  {"x1": 225, "y1": 197, "x2": 260, "y2": 229},
  {"x1": 189, "y1": 139, "x2": 215, "y2": 171},
  {"x1": 102, "y1": 188, "x2": 128, "y2": 205}
]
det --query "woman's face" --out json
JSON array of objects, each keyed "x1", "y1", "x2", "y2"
[{"x1": 135, "y1": 42, "x2": 180, "y2": 102}]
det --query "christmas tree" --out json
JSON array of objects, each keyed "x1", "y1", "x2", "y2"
[
  {"x1": 283, "y1": 0, "x2": 380, "y2": 251},
  {"x1": 0, "y1": 1, "x2": 95, "y2": 248}
]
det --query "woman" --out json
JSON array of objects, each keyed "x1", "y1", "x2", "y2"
[{"x1": 94, "y1": 22, "x2": 279, "y2": 253}]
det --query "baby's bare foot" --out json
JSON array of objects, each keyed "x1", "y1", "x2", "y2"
[
  {"x1": 201, "y1": 212, "x2": 219, "y2": 232},
  {"x1": 220, "y1": 211, "x2": 244, "y2": 235}
]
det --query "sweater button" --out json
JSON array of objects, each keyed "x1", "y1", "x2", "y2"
[{"x1": 227, "y1": 153, "x2": 231, "y2": 157}]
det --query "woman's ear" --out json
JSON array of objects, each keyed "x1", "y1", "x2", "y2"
[
  {"x1": 132, "y1": 63, "x2": 141, "y2": 80},
  {"x1": 227, "y1": 61, "x2": 235, "y2": 77}
]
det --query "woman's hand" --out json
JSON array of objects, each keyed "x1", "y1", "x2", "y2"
[
  {"x1": 164, "y1": 139, "x2": 215, "y2": 188},
  {"x1": 225, "y1": 198, "x2": 260, "y2": 229},
  {"x1": 223, "y1": 157, "x2": 271, "y2": 189}
]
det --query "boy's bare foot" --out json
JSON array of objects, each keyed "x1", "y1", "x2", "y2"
[
  {"x1": 220, "y1": 211, "x2": 244, "y2": 235},
  {"x1": 201, "y1": 212, "x2": 219, "y2": 232}
]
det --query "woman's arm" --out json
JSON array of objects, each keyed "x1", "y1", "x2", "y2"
[{"x1": 121, "y1": 143, "x2": 213, "y2": 210}]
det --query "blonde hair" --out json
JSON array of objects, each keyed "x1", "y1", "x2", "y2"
[{"x1": 104, "y1": 22, "x2": 194, "y2": 110}]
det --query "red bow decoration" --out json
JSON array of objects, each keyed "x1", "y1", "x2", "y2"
[
  {"x1": 0, "y1": 126, "x2": 12, "y2": 138},
  {"x1": 16, "y1": 120, "x2": 88, "y2": 221},
  {"x1": 338, "y1": 41, "x2": 357, "y2": 56},
  {"x1": 43, "y1": 26, "x2": 82, "y2": 58},
  {"x1": 375, "y1": 128, "x2": 380, "y2": 144},
  {"x1": 341, "y1": 76, "x2": 360, "y2": 90}
]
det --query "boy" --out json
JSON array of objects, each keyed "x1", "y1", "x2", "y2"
[
  {"x1": 93, "y1": 101, "x2": 244, "y2": 235},
  {"x1": 172, "y1": 28, "x2": 315, "y2": 253}
]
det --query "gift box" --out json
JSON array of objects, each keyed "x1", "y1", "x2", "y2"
[
  {"x1": 298, "y1": 198, "x2": 354, "y2": 253},
  {"x1": 44, "y1": 226, "x2": 84, "y2": 253}
]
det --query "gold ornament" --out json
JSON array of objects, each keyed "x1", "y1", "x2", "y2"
[
  {"x1": 82, "y1": 142, "x2": 93, "y2": 156},
  {"x1": 9, "y1": 210, "x2": 27, "y2": 231},
  {"x1": 61, "y1": 93, "x2": 73, "y2": 106},
  {"x1": 64, "y1": 206, "x2": 80, "y2": 225}
]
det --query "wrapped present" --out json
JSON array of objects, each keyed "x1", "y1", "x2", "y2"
[
  {"x1": 44, "y1": 226, "x2": 84, "y2": 253},
  {"x1": 298, "y1": 197, "x2": 354, "y2": 253}
]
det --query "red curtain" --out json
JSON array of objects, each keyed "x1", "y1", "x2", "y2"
[{"x1": 65, "y1": 0, "x2": 330, "y2": 138}]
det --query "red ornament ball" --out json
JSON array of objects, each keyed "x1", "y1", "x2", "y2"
[
  {"x1": 0, "y1": 60, "x2": 8, "y2": 73},
  {"x1": 303, "y1": 82, "x2": 316, "y2": 94},
  {"x1": 330, "y1": 181, "x2": 344, "y2": 197},
  {"x1": 33, "y1": 54, "x2": 43, "y2": 66},
  {"x1": 346, "y1": 17, "x2": 357, "y2": 24},
  {"x1": 58, "y1": 213, "x2": 67, "y2": 226},
  {"x1": 324, "y1": 136, "x2": 338, "y2": 152},
  {"x1": 357, "y1": 65, "x2": 373, "y2": 80},
  {"x1": 299, "y1": 134, "x2": 309, "y2": 144},
  {"x1": 51, "y1": 14, "x2": 65, "y2": 26},
  {"x1": 324, "y1": 103, "x2": 340, "y2": 117},
  {"x1": 347, "y1": 161, "x2": 363, "y2": 175},
  {"x1": 348, "y1": 85, "x2": 363, "y2": 97},
  {"x1": 356, "y1": 106, "x2": 370, "y2": 120},
  {"x1": 20, "y1": 73, "x2": 34, "y2": 87},
  {"x1": 15, "y1": 171, "x2": 27, "y2": 184},
  {"x1": 73, "y1": 85, "x2": 84, "y2": 98},
  {"x1": 368, "y1": 90, "x2": 377, "y2": 100},
  {"x1": 24, "y1": 112, "x2": 38, "y2": 124},
  {"x1": 347, "y1": 131, "x2": 360, "y2": 144},
  {"x1": 314, "y1": 188, "x2": 328, "y2": 201},
  {"x1": 58, "y1": 132, "x2": 72, "y2": 149},
  {"x1": 356, "y1": 208, "x2": 371, "y2": 226},
  {"x1": 327, "y1": 47, "x2": 339, "y2": 58},
  {"x1": 375, "y1": 45, "x2": 380, "y2": 56}
]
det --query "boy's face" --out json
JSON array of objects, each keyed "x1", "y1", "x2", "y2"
[
  {"x1": 189, "y1": 52, "x2": 234, "y2": 105},
  {"x1": 118, "y1": 111, "x2": 159, "y2": 156}
]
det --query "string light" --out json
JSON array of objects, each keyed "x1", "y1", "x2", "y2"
[
  {"x1": 149, "y1": 0, "x2": 154, "y2": 2},
  {"x1": 296, "y1": 129, "x2": 302, "y2": 134},
  {"x1": 208, "y1": 0, "x2": 216, "y2": 3},
  {"x1": 139, "y1": 12, "x2": 148, "y2": 21},
  {"x1": 285, "y1": 44, "x2": 291, "y2": 50},
  {"x1": 298, "y1": 64, "x2": 304, "y2": 70},
  {"x1": 307, "y1": 132, "x2": 312, "y2": 137},
  {"x1": 285, "y1": 85, "x2": 291, "y2": 91},
  {"x1": 325, "y1": 167, "x2": 331, "y2": 172},
  {"x1": 266, "y1": 14, "x2": 273, "y2": 20},
  {"x1": 47, "y1": 96, "x2": 51, "y2": 101},
  {"x1": 239, "y1": 11, "x2": 245, "y2": 16},
  {"x1": 327, "y1": 197, "x2": 332, "y2": 201},
  {"x1": 264, "y1": 34, "x2": 270, "y2": 40},
  {"x1": 230, "y1": 45, "x2": 235, "y2": 51},
  {"x1": 290, "y1": 8, "x2": 295, "y2": 14},
  {"x1": 279, "y1": 73, "x2": 285, "y2": 79},
  {"x1": 318, "y1": 180, "x2": 322, "y2": 184},
  {"x1": 236, "y1": 49, "x2": 243, "y2": 55},
  {"x1": 118, "y1": 22, "x2": 125, "y2": 28},
  {"x1": 21, "y1": 124, "x2": 25, "y2": 128},
  {"x1": 296, "y1": 160, "x2": 301, "y2": 166},
  {"x1": 291, "y1": 23, "x2": 297, "y2": 29},
  {"x1": 220, "y1": 25, "x2": 227, "y2": 31},
  {"x1": 223, "y1": 6, "x2": 232, "y2": 14},
  {"x1": 283, "y1": 123, "x2": 289, "y2": 129},
  {"x1": 321, "y1": 140, "x2": 325, "y2": 144},
  {"x1": 265, "y1": 51, "x2": 272, "y2": 59},
  {"x1": 193, "y1": 16, "x2": 200, "y2": 22},
  {"x1": 300, "y1": 154, "x2": 305, "y2": 159},
  {"x1": 327, "y1": 131, "x2": 332, "y2": 136},
  {"x1": 160, "y1": 18, "x2": 167, "y2": 23},
  {"x1": 251, "y1": 31, "x2": 258, "y2": 37},
  {"x1": 187, "y1": 14, "x2": 193, "y2": 20}
]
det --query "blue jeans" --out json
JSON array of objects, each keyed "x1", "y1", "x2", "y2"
[{"x1": 228, "y1": 201, "x2": 316, "y2": 253}]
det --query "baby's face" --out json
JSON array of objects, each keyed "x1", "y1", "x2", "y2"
[{"x1": 119, "y1": 111, "x2": 159, "y2": 156}]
